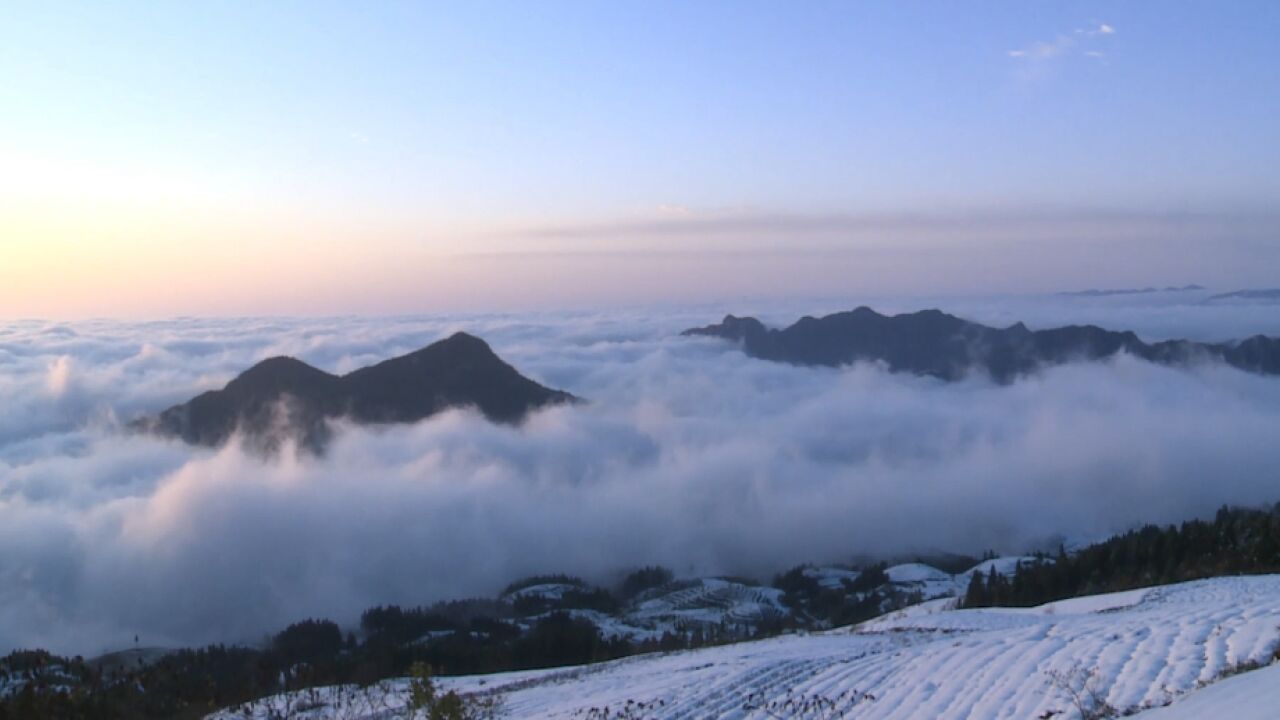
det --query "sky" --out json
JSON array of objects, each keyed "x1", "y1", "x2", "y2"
[
  {"x1": 4, "y1": 1, "x2": 1280, "y2": 661},
  {"x1": 2, "y1": 1, "x2": 1279, "y2": 317}
]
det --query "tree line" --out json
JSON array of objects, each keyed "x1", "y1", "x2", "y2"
[
  {"x1": 963, "y1": 504, "x2": 1280, "y2": 608},
  {"x1": 0, "y1": 566, "x2": 758, "y2": 719}
]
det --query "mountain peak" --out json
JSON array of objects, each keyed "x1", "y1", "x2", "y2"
[
  {"x1": 141, "y1": 333, "x2": 576, "y2": 452},
  {"x1": 227, "y1": 356, "x2": 334, "y2": 390},
  {"x1": 394, "y1": 331, "x2": 500, "y2": 366},
  {"x1": 440, "y1": 330, "x2": 489, "y2": 348},
  {"x1": 684, "y1": 314, "x2": 768, "y2": 343}
]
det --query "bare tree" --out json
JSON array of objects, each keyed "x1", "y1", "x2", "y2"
[{"x1": 1044, "y1": 664, "x2": 1116, "y2": 720}]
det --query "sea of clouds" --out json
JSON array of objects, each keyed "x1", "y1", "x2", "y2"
[{"x1": 2, "y1": 291, "x2": 1280, "y2": 656}]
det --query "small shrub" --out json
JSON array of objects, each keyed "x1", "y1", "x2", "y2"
[{"x1": 405, "y1": 662, "x2": 503, "y2": 720}]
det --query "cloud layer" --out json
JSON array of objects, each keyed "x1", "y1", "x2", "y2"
[{"x1": 2, "y1": 295, "x2": 1280, "y2": 656}]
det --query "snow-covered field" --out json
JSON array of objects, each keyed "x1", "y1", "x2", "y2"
[
  {"x1": 210, "y1": 574, "x2": 1280, "y2": 719},
  {"x1": 499, "y1": 577, "x2": 791, "y2": 643},
  {"x1": 627, "y1": 578, "x2": 789, "y2": 631},
  {"x1": 498, "y1": 562, "x2": 998, "y2": 645},
  {"x1": 1132, "y1": 661, "x2": 1280, "y2": 719}
]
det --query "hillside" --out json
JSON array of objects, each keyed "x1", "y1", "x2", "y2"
[
  {"x1": 11, "y1": 504, "x2": 1280, "y2": 717},
  {"x1": 212, "y1": 575, "x2": 1280, "y2": 719}
]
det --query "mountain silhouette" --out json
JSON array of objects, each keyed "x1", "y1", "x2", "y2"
[
  {"x1": 1206, "y1": 289, "x2": 1280, "y2": 302},
  {"x1": 683, "y1": 307, "x2": 1280, "y2": 381},
  {"x1": 137, "y1": 332, "x2": 576, "y2": 452},
  {"x1": 1058, "y1": 284, "x2": 1204, "y2": 297}
]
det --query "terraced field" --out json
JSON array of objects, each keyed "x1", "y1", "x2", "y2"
[{"x1": 210, "y1": 575, "x2": 1280, "y2": 719}]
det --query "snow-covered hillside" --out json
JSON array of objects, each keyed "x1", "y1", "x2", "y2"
[
  {"x1": 496, "y1": 561, "x2": 982, "y2": 644},
  {"x1": 628, "y1": 578, "x2": 789, "y2": 631},
  {"x1": 210, "y1": 574, "x2": 1280, "y2": 719},
  {"x1": 1132, "y1": 661, "x2": 1280, "y2": 718},
  {"x1": 498, "y1": 577, "x2": 791, "y2": 643}
]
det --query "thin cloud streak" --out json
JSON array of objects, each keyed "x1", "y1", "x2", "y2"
[
  {"x1": 503, "y1": 205, "x2": 1272, "y2": 238},
  {"x1": 1008, "y1": 22, "x2": 1115, "y2": 75}
]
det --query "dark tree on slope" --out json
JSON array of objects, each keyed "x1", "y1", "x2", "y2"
[
  {"x1": 963, "y1": 504, "x2": 1280, "y2": 609},
  {"x1": 773, "y1": 562, "x2": 894, "y2": 627},
  {"x1": 513, "y1": 613, "x2": 627, "y2": 669},
  {"x1": 273, "y1": 619, "x2": 343, "y2": 667},
  {"x1": 618, "y1": 566, "x2": 675, "y2": 600}
]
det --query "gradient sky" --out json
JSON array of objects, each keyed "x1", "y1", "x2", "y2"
[{"x1": 2, "y1": 1, "x2": 1278, "y2": 317}]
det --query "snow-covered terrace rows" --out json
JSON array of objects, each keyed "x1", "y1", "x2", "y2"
[{"x1": 211, "y1": 574, "x2": 1280, "y2": 719}]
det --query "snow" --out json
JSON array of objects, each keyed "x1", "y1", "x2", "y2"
[
  {"x1": 1028, "y1": 587, "x2": 1151, "y2": 616},
  {"x1": 884, "y1": 562, "x2": 952, "y2": 583},
  {"x1": 801, "y1": 566, "x2": 861, "y2": 589},
  {"x1": 1131, "y1": 662, "x2": 1280, "y2": 719},
  {"x1": 502, "y1": 583, "x2": 583, "y2": 600},
  {"x1": 210, "y1": 574, "x2": 1280, "y2": 719},
  {"x1": 955, "y1": 555, "x2": 1040, "y2": 584},
  {"x1": 626, "y1": 578, "x2": 788, "y2": 631},
  {"x1": 852, "y1": 596, "x2": 958, "y2": 627},
  {"x1": 0, "y1": 660, "x2": 78, "y2": 699},
  {"x1": 882, "y1": 562, "x2": 966, "y2": 600},
  {"x1": 527, "y1": 609, "x2": 668, "y2": 643},
  {"x1": 501, "y1": 578, "x2": 791, "y2": 645}
]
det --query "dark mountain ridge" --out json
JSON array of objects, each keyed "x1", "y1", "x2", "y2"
[
  {"x1": 1206, "y1": 288, "x2": 1280, "y2": 302},
  {"x1": 1058, "y1": 284, "x2": 1204, "y2": 297},
  {"x1": 682, "y1": 307, "x2": 1280, "y2": 381},
  {"x1": 136, "y1": 332, "x2": 576, "y2": 451}
]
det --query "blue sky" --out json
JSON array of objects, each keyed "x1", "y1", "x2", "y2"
[{"x1": 2, "y1": 2, "x2": 1278, "y2": 315}]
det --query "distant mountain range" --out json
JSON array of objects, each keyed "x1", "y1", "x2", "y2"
[
  {"x1": 1206, "y1": 288, "x2": 1280, "y2": 302},
  {"x1": 1058, "y1": 284, "x2": 1204, "y2": 297},
  {"x1": 683, "y1": 307, "x2": 1280, "y2": 381},
  {"x1": 137, "y1": 310, "x2": 1280, "y2": 451},
  {"x1": 135, "y1": 332, "x2": 576, "y2": 451},
  {"x1": 1051, "y1": 285, "x2": 1280, "y2": 303}
]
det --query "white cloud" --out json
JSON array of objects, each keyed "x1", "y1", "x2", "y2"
[
  {"x1": 1, "y1": 298, "x2": 1279, "y2": 656},
  {"x1": 1008, "y1": 35, "x2": 1073, "y2": 63},
  {"x1": 45, "y1": 356, "x2": 73, "y2": 397},
  {"x1": 1008, "y1": 22, "x2": 1115, "y2": 71},
  {"x1": 653, "y1": 203, "x2": 694, "y2": 217}
]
